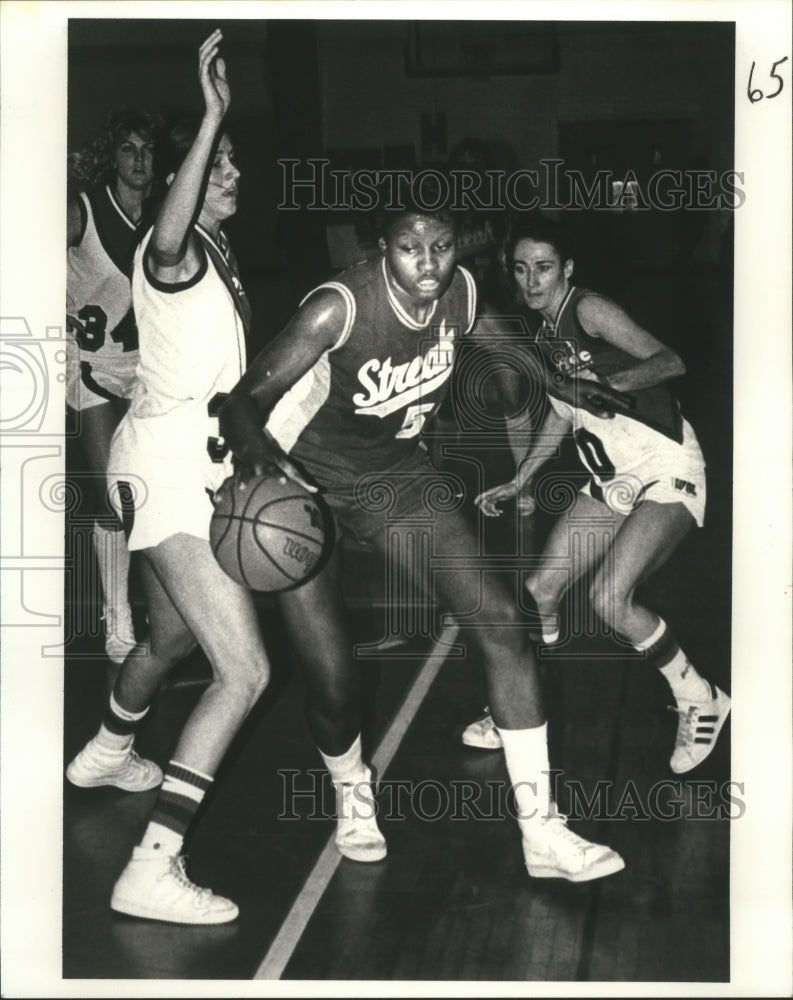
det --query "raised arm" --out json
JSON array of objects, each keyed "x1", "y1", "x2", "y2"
[
  {"x1": 148, "y1": 30, "x2": 230, "y2": 275},
  {"x1": 219, "y1": 288, "x2": 349, "y2": 489},
  {"x1": 576, "y1": 293, "x2": 685, "y2": 393}
]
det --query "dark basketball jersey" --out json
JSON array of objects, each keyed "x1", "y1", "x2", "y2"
[
  {"x1": 266, "y1": 257, "x2": 477, "y2": 487},
  {"x1": 538, "y1": 286, "x2": 684, "y2": 443}
]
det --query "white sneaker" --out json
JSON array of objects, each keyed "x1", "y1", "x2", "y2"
[
  {"x1": 111, "y1": 848, "x2": 239, "y2": 924},
  {"x1": 523, "y1": 810, "x2": 625, "y2": 882},
  {"x1": 66, "y1": 737, "x2": 163, "y2": 792},
  {"x1": 461, "y1": 708, "x2": 503, "y2": 750},
  {"x1": 334, "y1": 766, "x2": 387, "y2": 863},
  {"x1": 669, "y1": 684, "x2": 731, "y2": 774},
  {"x1": 103, "y1": 603, "x2": 137, "y2": 665}
]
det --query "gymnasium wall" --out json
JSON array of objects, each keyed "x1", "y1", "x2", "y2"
[
  {"x1": 316, "y1": 21, "x2": 734, "y2": 180},
  {"x1": 67, "y1": 18, "x2": 734, "y2": 342}
]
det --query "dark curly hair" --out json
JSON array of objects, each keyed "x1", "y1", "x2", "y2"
[
  {"x1": 355, "y1": 169, "x2": 463, "y2": 249},
  {"x1": 68, "y1": 108, "x2": 165, "y2": 190}
]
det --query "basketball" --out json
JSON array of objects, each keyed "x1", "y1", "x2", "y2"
[{"x1": 210, "y1": 473, "x2": 326, "y2": 592}]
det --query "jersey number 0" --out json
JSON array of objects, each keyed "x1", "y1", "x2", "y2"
[{"x1": 574, "y1": 428, "x2": 616, "y2": 481}]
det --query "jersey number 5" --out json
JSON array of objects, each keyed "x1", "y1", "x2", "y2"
[{"x1": 396, "y1": 403, "x2": 435, "y2": 439}]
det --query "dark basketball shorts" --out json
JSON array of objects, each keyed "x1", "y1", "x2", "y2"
[{"x1": 312, "y1": 446, "x2": 467, "y2": 552}]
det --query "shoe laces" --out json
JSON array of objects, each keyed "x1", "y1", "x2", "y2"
[
  {"x1": 540, "y1": 814, "x2": 594, "y2": 855},
  {"x1": 167, "y1": 855, "x2": 212, "y2": 903},
  {"x1": 668, "y1": 703, "x2": 697, "y2": 747}
]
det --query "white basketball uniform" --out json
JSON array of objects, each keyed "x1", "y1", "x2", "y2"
[
  {"x1": 108, "y1": 226, "x2": 246, "y2": 550},
  {"x1": 548, "y1": 393, "x2": 706, "y2": 526},
  {"x1": 66, "y1": 185, "x2": 141, "y2": 409}
]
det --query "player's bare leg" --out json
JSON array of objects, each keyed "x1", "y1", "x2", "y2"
[
  {"x1": 587, "y1": 498, "x2": 690, "y2": 641},
  {"x1": 278, "y1": 542, "x2": 385, "y2": 862},
  {"x1": 141, "y1": 534, "x2": 271, "y2": 772},
  {"x1": 111, "y1": 532, "x2": 270, "y2": 923},
  {"x1": 108, "y1": 553, "x2": 198, "y2": 707},
  {"x1": 76, "y1": 398, "x2": 137, "y2": 664},
  {"x1": 410, "y1": 504, "x2": 624, "y2": 882},
  {"x1": 525, "y1": 491, "x2": 622, "y2": 644},
  {"x1": 66, "y1": 551, "x2": 196, "y2": 795},
  {"x1": 278, "y1": 541, "x2": 360, "y2": 754},
  {"x1": 462, "y1": 492, "x2": 619, "y2": 751},
  {"x1": 589, "y1": 500, "x2": 730, "y2": 773}
]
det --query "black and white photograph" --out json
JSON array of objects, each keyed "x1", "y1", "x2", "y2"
[{"x1": 0, "y1": 1, "x2": 790, "y2": 995}]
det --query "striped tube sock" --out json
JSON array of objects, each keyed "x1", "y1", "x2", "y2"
[
  {"x1": 633, "y1": 618, "x2": 710, "y2": 702},
  {"x1": 140, "y1": 761, "x2": 214, "y2": 855},
  {"x1": 95, "y1": 691, "x2": 149, "y2": 751}
]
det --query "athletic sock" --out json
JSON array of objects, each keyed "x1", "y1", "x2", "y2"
[
  {"x1": 140, "y1": 761, "x2": 214, "y2": 854},
  {"x1": 633, "y1": 618, "x2": 711, "y2": 703},
  {"x1": 320, "y1": 733, "x2": 366, "y2": 783},
  {"x1": 95, "y1": 691, "x2": 150, "y2": 751},
  {"x1": 93, "y1": 521, "x2": 131, "y2": 612},
  {"x1": 497, "y1": 722, "x2": 553, "y2": 831}
]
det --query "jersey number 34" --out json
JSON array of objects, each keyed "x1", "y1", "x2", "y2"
[{"x1": 72, "y1": 304, "x2": 139, "y2": 353}]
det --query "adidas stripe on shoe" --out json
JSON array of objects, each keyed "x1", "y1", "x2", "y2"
[{"x1": 669, "y1": 684, "x2": 731, "y2": 774}]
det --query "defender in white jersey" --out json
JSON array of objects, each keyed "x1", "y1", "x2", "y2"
[
  {"x1": 111, "y1": 221, "x2": 247, "y2": 549},
  {"x1": 66, "y1": 109, "x2": 162, "y2": 663},
  {"x1": 474, "y1": 215, "x2": 729, "y2": 772},
  {"x1": 66, "y1": 32, "x2": 269, "y2": 927},
  {"x1": 546, "y1": 393, "x2": 706, "y2": 527}
]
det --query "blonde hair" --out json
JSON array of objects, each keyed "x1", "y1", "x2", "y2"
[{"x1": 68, "y1": 108, "x2": 164, "y2": 190}]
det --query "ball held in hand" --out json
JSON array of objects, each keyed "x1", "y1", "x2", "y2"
[{"x1": 210, "y1": 473, "x2": 326, "y2": 592}]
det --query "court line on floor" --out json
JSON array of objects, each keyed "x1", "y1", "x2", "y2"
[{"x1": 252, "y1": 624, "x2": 460, "y2": 981}]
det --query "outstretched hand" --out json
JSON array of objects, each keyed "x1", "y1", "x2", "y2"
[
  {"x1": 475, "y1": 479, "x2": 537, "y2": 518},
  {"x1": 198, "y1": 29, "x2": 231, "y2": 121},
  {"x1": 549, "y1": 375, "x2": 636, "y2": 420}
]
